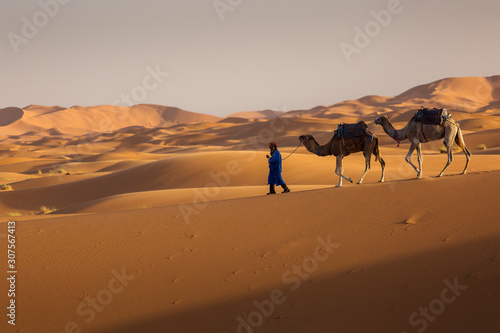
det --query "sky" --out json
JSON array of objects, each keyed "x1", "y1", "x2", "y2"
[{"x1": 1, "y1": 0, "x2": 499, "y2": 117}]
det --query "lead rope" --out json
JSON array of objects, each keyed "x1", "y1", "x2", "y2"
[
  {"x1": 282, "y1": 141, "x2": 302, "y2": 161},
  {"x1": 369, "y1": 124, "x2": 378, "y2": 142}
]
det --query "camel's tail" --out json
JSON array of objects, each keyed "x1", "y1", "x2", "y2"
[
  {"x1": 371, "y1": 136, "x2": 385, "y2": 165},
  {"x1": 372, "y1": 137, "x2": 380, "y2": 160},
  {"x1": 454, "y1": 125, "x2": 471, "y2": 174},
  {"x1": 370, "y1": 135, "x2": 386, "y2": 182},
  {"x1": 454, "y1": 126, "x2": 471, "y2": 156}
]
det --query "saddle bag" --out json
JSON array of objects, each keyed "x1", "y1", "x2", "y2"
[
  {"x1": 336, "y1": 121, "x2": 368, "y2": 138},
  {"x1": 415, "y1": 107, "x2": 450, "y2": 125}
]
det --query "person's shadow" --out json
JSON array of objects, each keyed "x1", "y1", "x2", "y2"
[{"x1": 0, "y1": 107, "x2": 24, "y2": 126}]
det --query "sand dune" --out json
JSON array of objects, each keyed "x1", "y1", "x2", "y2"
[
  {"x1": 225, "y1": 109, "x2": 285, "y2": 119},
  {"x1": 0, "y1": 149, "x2": 498, "y2": 219},
  {"x1": 288, "y1": 76, "x2": 500, "y2": 120},
  {"x1": 1, "y1": 75, "x2": 500, "y2": 332},
  {"x1": 1, "y1": 104, "x2": 220, "y2": 136},
  {"x1": 3, "y1": 170, "x2": 499, "y2": 332},
  {"x1": 0, "y1": 77, "x2": 498, "y2": 151}
]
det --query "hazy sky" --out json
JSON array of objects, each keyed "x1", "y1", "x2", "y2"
[{"x1": 1, "y1": 0, "x2": 499, "y2": 117}]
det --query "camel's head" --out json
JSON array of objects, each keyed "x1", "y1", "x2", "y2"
[
  {"x1": 374, "y1": 115, "x2": 389, "y2": 125},
  {"x1": 298, "y1": 134, "x2": 314, "y2": 144}
]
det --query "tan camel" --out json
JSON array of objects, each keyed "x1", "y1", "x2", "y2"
[
  {"x1": 374, "y1": 115, "x2": 471, "y2": 178},
  {"x1": 299, "y1": 131, "x2": 385, "y2": 187}
]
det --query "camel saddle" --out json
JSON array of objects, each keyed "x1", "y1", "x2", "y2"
[
  {"x1": 415, "y1": 107, "x2": 451, "y2": 125},
  {"x1": 335, "y1": 121, "x2": 368, "y2": 139}
]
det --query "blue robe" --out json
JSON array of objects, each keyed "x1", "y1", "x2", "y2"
[{"x1": 268, "y1": 150, "x2": 285, "y2": 185}]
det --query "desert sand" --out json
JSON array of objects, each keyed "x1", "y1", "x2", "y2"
[{"x1": 1, "y1": 76, "x2": 499, "y2": 332}]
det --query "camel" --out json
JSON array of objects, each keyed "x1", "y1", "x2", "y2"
[
  {"x1": 298, "y1": 130, "x2": 385, "y2": 187},
  {"x1": 374, "y1": 114, "x2": 471, "y2": 178}
]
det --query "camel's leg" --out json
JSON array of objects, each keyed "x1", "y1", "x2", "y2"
[
  {"x1": 378, "y1": 156, "x2": 385, "y2": 183},
  {"x1": 335, "y1": 155, "x2": 352, "y2": 187},
  {"x1": 437, "y1": 138, "x2": 454, "y2": 177},
  {"x1": 334, "y1": 156, "x2": 343, "y2": 187},
  {"x1": 454, "y1": 128, "x2": 471, "y2": 175},
  {"x1": 416, "y1": 143, "x2": 423, "y2": 178},
  {"x1": 357, "y1": 153, "x2": 370, "y2": 184},
  {"x1": 405, "y1": 142, "x2": 420, "y2": 176},
  {"x1": 372, "y1": 139, "x2": 385, "y2": 182}
]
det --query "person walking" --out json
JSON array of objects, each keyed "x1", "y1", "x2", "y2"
[{"x1": 267, "y1": 142, "x2": 290, "y2": 195}]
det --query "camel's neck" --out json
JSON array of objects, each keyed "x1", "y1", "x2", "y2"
[
  {"x1": 303, "y1": 137, "x2": 332, "y2": 156},
  {"x1": 381, "y1": 119, "x2": 409, "y2": 141}
]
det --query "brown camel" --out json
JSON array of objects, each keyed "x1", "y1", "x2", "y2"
[
  {"x1": 299, "y1": 131, "x2": 385, "y2": 187},
  {"x1": 374, "y1": 114, "x2": 471, "y2": 178}
]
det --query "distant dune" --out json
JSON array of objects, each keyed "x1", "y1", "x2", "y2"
[
  {"x1": 1, "y1": 75, "x2": 499, "y2": 138},
  {"x1": 288, "y1": 75, "x2": 500, "y2": 120},
  {"x1": 226, "y1": 109, "x2": 285, "y2": 119},
  {"x1": 0, "y1": 104, "x2": 220, "y2": 136}
]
